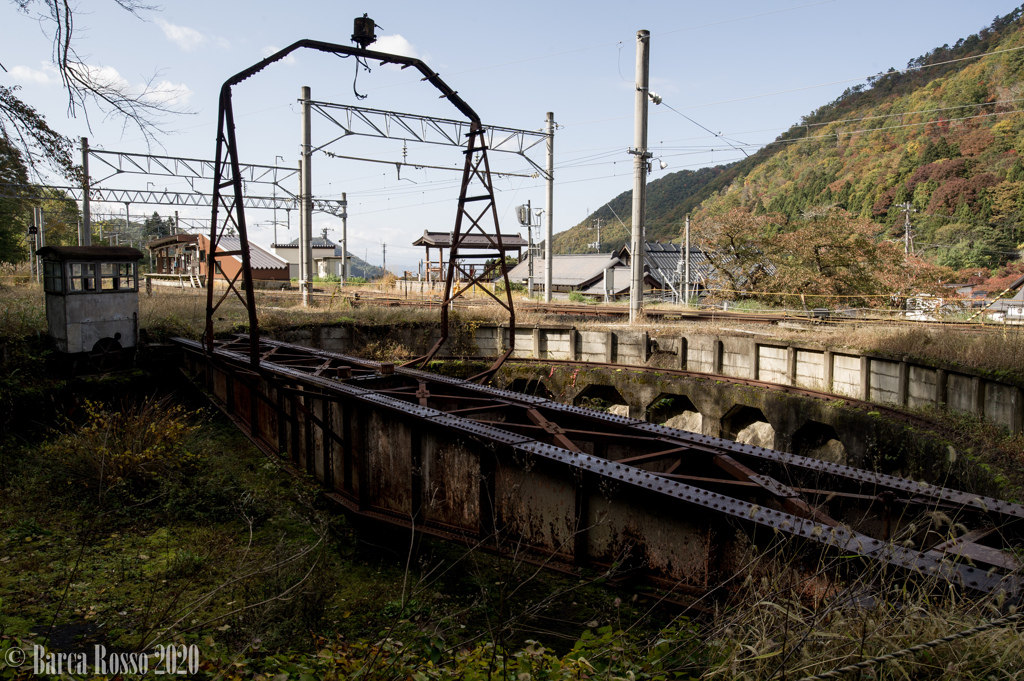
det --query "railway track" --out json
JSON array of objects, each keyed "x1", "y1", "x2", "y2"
[
  {"x1": 176, "y1": 334, "x2": 1024, "y2": 602},
  {"x1": 158, "y1": 284, "x2": 1002, "y2": 332},
  {"x1": 275, "y1": 288, "x2": 1002, "y2": 331}
]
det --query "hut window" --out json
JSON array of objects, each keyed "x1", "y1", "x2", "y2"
[
  {"x1": 43, "y1": 260, "x2": 63, "y2": 293},
  {"x1": 67, "y1": 262, "x2": 96, "y2": 292},
  {"x1": 99, "y1": 262, "x2": 137, "y2": 291}
]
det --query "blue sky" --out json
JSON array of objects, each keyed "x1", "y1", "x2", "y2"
[{"x1": 3, "y1": 0, "x2": 1019, "y2": 272}]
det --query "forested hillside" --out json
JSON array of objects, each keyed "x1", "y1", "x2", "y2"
[
  {"x1": 559, "y1": 6, "x2": 1024, "y2": 272},
  {"x1": 551, "y1": 164, "x2": 742, "y2": 252}
]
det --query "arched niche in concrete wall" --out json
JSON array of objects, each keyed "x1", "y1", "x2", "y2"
[
  {"x1": 791, "y1": 420, "x2": 848, "y2": 465},
  {"x1": 574, "y1": 384, "x2": 630, "y2": 417},
  {"x1": 645, "y1": 392, "x2": 703, "y2": 434},
  {"x1": 721, "y1": 404, "x2": 775, "y2": 449}
]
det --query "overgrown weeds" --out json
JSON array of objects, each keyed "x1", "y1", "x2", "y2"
[
  {"x1": 37, "y1": 397, "x2": 203, "y2": 505},
  {"x1": 0, "y1": 282, "x2": 45, "y2": 341},
  {"x1": 849, "y1": 324, "x2": 1024, "y2": 381},
  {"x1": 700, "y1": 547, "x2": 1024, "y2": 680}
]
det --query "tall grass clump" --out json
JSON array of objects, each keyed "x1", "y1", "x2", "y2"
[
  {"x1": 0, "y1": 280, "x2": 45, "y2": 340},
  {"x1": 697, "y1": 546, "x2": 1024, "y2": 680}
]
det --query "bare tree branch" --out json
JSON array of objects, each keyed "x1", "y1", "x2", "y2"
[{"x1": 4, "y1": 1, "x2": 189, "y2": 179}]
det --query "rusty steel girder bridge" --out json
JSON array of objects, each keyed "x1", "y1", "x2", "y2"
[
  {"x1": 181, "y1": 25, "x2": 1024, "y2": 605},
  {"x1": 175, "y1": 335, "x2": 1024, "y2": 602}
]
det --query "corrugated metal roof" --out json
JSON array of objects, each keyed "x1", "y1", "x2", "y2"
[
  {"x1": 217, "y1": 237, "x2": 288, "y2": 270},
  {"x1": 413, "y1": 231, "x2": 529, "y2": 248},
  {"x1": 507, "y1": 253, "x2": 620, "y2": 287}
]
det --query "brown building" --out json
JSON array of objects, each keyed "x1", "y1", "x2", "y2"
[
  {"x1": 147, "y1": 234, "x2": 200, "y2": 275},
  {"x1": 195, "y1": 234, "x2": 289, "y2": 285}
]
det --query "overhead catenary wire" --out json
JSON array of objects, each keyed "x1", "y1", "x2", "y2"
[
  {"x1": 561, "y1": 42, "x2": 1024, "y2": 130},
  {"x1": 657, "y1": 100, "x2": 751, "y2": 157},
  {"x1": 652, "y1": 97, "x2": 1024, "y2": 148},
  {"x1": 363, "y1": 1, "x2": 839, "y2": 89}
]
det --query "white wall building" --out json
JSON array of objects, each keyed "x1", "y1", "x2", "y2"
[{"x1": 271, "y1": 232, "x2": 339, "y2": 279}]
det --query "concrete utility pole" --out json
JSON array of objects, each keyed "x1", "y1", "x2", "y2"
[
  {"x1": 522, "y1": 199, "x2": 535, "y2": 294},
  {"x1": 341, "y1": 191, "x2": 348, "y2": 284},
  {"x1": 897, "y1": 201, "x2": 916, "y2": 256},
  {"x1": 81, "y1": 137, "x2": 92, "y2": 246},
  {"x1": 592, "y1": 218, "x2": 602, "y2": 251},
  {"x1": 629, "y1": 30, "x2": 651, "y2": 323},
  {"x1": 544, "y1": 111, "x2": 554, "y2": 303},
  {"x1": 300, "y1": 86, "x2": 314, "y2": 306},
  {"x1": 684, "y1": 214, "x2": 691, "y2": 305},
  {"x1": 299, "y1": 160, "x2": 305, "y2": 296}
]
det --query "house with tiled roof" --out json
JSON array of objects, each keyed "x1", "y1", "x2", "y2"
[
  {"x1": 614, "y1": 242, "x2": 713, "y2": 299},
  {"x1": 271, "y1": 230, "x2": 340, "y2": 279}
]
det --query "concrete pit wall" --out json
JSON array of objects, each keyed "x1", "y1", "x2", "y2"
[
  {"x1": 268, "y1": 321, "x2": 1024, "y2": 440},
  {"x1": 493, "y1": 362, "x2": 1005, "y2": 499},
  {"x1": 478, "y1": 325, "x2": 1024, "y2": 437}
]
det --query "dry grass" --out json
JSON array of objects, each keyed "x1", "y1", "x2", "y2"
[
  {"x1": 0, "y1": 281, "x2": 46, "y2": 340},
  {"x1": 695, "y1": 551, "x2": 1024, "y2": 680},
  {"x1": 846, "y1": 325, "x2": 1024, "y2": 379},
  {"x1": 9, "y1": 277, "x2": 1024, "y2": 381}
]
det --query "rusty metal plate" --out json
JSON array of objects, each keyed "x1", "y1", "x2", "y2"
[
  {"x1": 397, "y1": 368, "x2": 466, "y2": 385},
  {"x1": 632, "y1": 422, "x2": 1024, "y2": 521},
  {"x1": 750, "y1": 474, "x2": 800, "y2": 499},
  {"x1": 358, "y1": 391, "x2": 447, "y2": 419}
]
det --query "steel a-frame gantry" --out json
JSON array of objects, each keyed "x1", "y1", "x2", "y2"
[{"x1": 206, "y1": 38, "x2": 518, "y2": 381}]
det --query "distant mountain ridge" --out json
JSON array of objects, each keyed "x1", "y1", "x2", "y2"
[{"x1": 557, "y1": 5, "x2": 1024, "y2": 270}]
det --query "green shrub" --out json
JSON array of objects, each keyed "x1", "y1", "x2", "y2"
[
  {"x1": 495, "y1": 280, "x2": 527, "y2": 294},
  {"x1": 40, "y1": 397, "x2": 203, "y2": 504}
]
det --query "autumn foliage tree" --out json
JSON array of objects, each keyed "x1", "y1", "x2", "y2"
[
  {"x1": 691, "y1": 207, "x2": 951, "y2": 308},
  {"x1": 691, "y1": 208, "x2": 785, "y2": 301}
]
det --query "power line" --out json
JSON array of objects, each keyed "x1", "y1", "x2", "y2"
[
  {"x1": 652, "y1": 97, "x2": 1024, "y2": 147},
  {"x1": 561, "y1": 43, "x2": 1024, "y2": 130},
  {"x1": 658, "y1": 101, "x2": 750, "y2": 157},
  {"x1": 363, "y1": 1, "x2": 839, "y2": 89}
]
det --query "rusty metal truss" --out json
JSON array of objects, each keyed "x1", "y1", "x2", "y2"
[
  {"x1": 206, "y1": 39, "x2": 518, "y2": 371},
  {"x1": 406, "y1": 124, "x2": 516, "y2": 383},
  {"x1": 310, "y1": 102, "x2": 550, "y2": 179},
  {"x1": 176, "y1": 334, "x2": 1024, "y2": 602}
]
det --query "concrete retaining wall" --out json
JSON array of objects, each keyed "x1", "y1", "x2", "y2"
[
  {"x1": 481, "y1": 324, "x2": 1024, "y2": 435},
  {"x1": 268, "y1": 320, "x2": 1024, "y2": 436}
]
